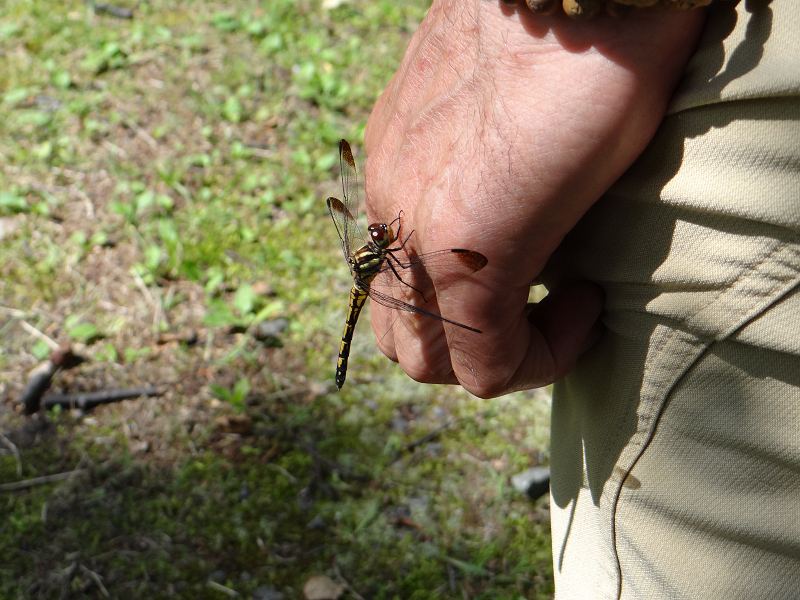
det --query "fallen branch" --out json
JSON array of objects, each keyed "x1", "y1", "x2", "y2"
[
  {"x1": 42, "y1": 386, "x2": 163, "y2": 411},
  {"x1": 20, "y1": 347, "x2": 86, "y2": 415},
  {"x1": 0, "y1": 469, "x2": 90, "y2": 492},
  {"x1": 79, "y1": 565, "x2": 110, "y2": 598}
]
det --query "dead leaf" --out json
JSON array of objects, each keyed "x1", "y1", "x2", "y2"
[
  {"x1": 130, "y1": 440, "x2": 150, "y2": 454},
  {"x1": 0, "y1": 216, "x2": 21, "y2": 241},
  {"x1": 214, "y1": 414, "x2": 253, "y2": 435},
  {"x1": 303, "y1": 575, "x2": 345, "y2": 600},
  {"x1": 389, "y1": 515, "x2": 423, "y2": 530}
]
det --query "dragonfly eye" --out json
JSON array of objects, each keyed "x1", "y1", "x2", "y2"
[{"x1": 368, "y1": 223, "x2": 392, "y2": 247}]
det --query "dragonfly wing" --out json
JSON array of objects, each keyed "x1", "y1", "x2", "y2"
[
  {"x1": 363, "y1": 282, "x2": 482, "y2": 333},
  {"x1": 375, "y1": 248, "x2": 488, "y2": 289},
  {"x1": 338, "y1": 139, "x2": 367, "y2": 252},
  {"x1": 327, "y1": 197, "x2": 352, "y2": 259}
]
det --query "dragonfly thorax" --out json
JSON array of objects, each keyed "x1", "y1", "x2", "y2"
[{"x1": 367, "y1": 222, "x2": 394, "y2": 250}]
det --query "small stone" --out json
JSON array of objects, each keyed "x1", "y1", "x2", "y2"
[
  {"x1": 129, "y1": 440, "x2": 150, "y2": 454},
  {"x1": 424, "y1": 443, "x2": 443, "y2": 457},
  {"x1": 391, "y1": 416, "x2": 408, "y2": 432},
  {"x1": 303, "y1": 575, "x2": 345, "y2": 600},
  {"x1": 0, "y1": 216, "x2": 21, "y2": 241},
  {"x1": 306, "y1": 515, "x2": 327, "y2": 530},
  {"x1": 511, "y1": 466, "x2": 551, "y2": 500},
  {"x1": 208, "y1": 570, "x2": 226, "y2": 582},
  {"x1": 386, "y1": 505, "x2": 411, "y2": 519},
  {"x1": 297, "y1": 487, "x2": 315, "y2": 511},
  {"x1": 252, "y1": 585, "x2": 285, "y2": 600}
]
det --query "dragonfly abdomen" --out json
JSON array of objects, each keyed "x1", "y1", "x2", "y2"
[{"x1": 335, "y1": 284, "x2": 369, "y2": 389}]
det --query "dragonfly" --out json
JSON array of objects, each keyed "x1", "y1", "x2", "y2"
[{"x1": 327, "y1": 139, "x2": 488, "y2": 389}]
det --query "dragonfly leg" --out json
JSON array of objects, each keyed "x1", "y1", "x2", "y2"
[
  {"x1": 387, "y1": 210, "x2": 403, "y2": 235},
  {"x1": 384, "y1": 255, "x2": 430, "y2": 303},
  {"x1": 386, "y1": 211, "x2": 416, "y2": 252}
]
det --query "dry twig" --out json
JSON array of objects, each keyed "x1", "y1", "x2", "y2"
[
  {"x1": 79, "y1": 566, "x2": 110, "y2": 598},
  {"x1": 206, "y1": 581, "x2": 239, "y2": 597},
  {"x1": 42, "y1": 385, "x2": 163, "y2": 411},
  {"x1": 0, "y1": 469, "x2": 90, "y2": 492},
  {"x1": 0, "y1": 431, "x2": 22, "y2": 475},
  {"x1": 333, "y1": 562, "x2": 366, "y2": 600},
  {"x1": 0, "y1": 305, "x2": 27, "y2": 318},
  {"x1": 19, "y1": 320, "x2": 60, "y2": 350}
]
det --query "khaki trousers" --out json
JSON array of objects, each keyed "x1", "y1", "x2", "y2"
[{"x1": 545, "y1": 1, "x2": 800, "y2": 598}]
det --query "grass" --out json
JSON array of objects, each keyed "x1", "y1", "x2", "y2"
[{"x1": 0, "y1": 0, "x2": 555, "y2": 598}]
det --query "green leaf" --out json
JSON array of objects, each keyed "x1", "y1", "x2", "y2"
[
  {"x1": 222, "y1": 96, "x2": 243, "y2": 123},
  {"x1": 182, "y1": 261, "x2": 202, "y2": 281},
  {"x1": 231, "y1": 377, "x2": 251, "y2": 404},
  {"x1": 0, "y1": 21, "x2": 21, "y2": 39},
  {"x1": 210, "y1": 11, "x2": 240, "y2": 31},
  {"x1": 135, "y1": 190, "x2": 155, "y2": 213},
  {"x1": 69, "y1": 231, "x2": 88, "y2": 246},
  {"x1": 158, "y1": 218, "x2": 178, "y2": 244},
  {"x1": 90, "y1": 231, "x2": 109, "y2": 247},
  {"x1": 204, "y1": 267, "x2": 224, "y2": 292},
  {"x1": 0, "y1": 192, "x2": 28, "y2": 213},
  {"x1": 441, "y1": 556, "x2": 491, "y2": 577},
  {"x1": 155, "y1": 194, "x2": 174, "y2": 210},
  {"x1": 355, "y1": 499, "x2": 381, "y2": 533},
  {"x1": 260, "y1": 33, "x2": 282, "y2": 51},
  {"x1": 31, "y1": 340, "x2": 51, "y2": 361},
  {"x1": 314, "y1": 152, "x2": 337, "y2": 173},
  {"x1": 144, "y1": 245, "x2": 162, "y2": 270},
  {"x1": 3, "y1": 88, "x2": 30, "y2": 105},
  {"x1": 252, "y1": 300, "x2": 285, "y2": 324},
  {"x1": 68, "y1": 322, "x2": 99, "y2": 341},
  {"x1": 203, "y1": 302, "x2": 237, "y2": 327},
  {"x1": 232, "y1": 283, "x2": 256, "y2": 316},
  {"x1": 52, "y1": 70, "x2": 72, "y2": 89},
  {"x1": 96, "y1": 343, "x2": 118, "y2": 362},
  {"x1": 279, "y1": 249, "x2": 301, "y2": 268},
  {"x1": 209, "y1": 384, "x2": 231, "y2": 401}
]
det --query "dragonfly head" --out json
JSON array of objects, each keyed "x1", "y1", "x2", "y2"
[{"x1": 368, "y1": 222, "x2": 393, "y2": 250}]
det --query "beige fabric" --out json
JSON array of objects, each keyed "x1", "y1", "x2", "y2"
[{"x1": 544, "y1": 1, "x2": 800, "y2": 598}]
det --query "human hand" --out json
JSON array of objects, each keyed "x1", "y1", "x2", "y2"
[{"x1": 364, "y1": 0, "x2": 706, "y2": 397}]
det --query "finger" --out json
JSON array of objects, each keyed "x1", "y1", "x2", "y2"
[
  {"x1": 393, "y1": 312, "x2": 462, "y2": 385},
  {"x1": 371, "y1": 294, "x2": 463, "y2": 385},
  {"x1": 506, "y1": 281, "x2": 606, "y2": 393},
  {"x1": 377, "y1": 275, "x2": 495, "y2": 386},
  {"x1": 422, "y1": 280, "x2": 604, "y2": 398},
  {"x1": 371, "y1": 302, "x2": 398, "y2": 363}
]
